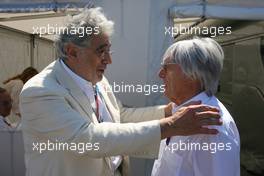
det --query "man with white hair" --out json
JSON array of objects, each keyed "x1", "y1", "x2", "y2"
[
  {"x1": 151, "y1": 37, "x2": 240, "y2": 176},
  {"x1": 20, "y1": 8, "x2": 222, "y2": 176}
]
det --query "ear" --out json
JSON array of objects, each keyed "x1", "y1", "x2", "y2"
[{"x1": 65, "y1": 43, "x2": 79, "y2": 61}]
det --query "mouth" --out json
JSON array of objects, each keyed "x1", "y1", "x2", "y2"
[{"x1": 97, "y1": 68, "x2": 106, "y2": 74}]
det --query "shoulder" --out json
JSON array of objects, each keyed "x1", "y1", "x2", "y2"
[
  {"x1": 207, "y1": 96, "x2": 235, "y2": 124},
  {"x1": 3, "y1": 79, "x2": 23, "y2": 90},
  {"x1": 193, "y1": 96, "x2": 240, "y2": 145},
  {"x1": 8, "y1": 79, "x2": 23, "y2": 85}
]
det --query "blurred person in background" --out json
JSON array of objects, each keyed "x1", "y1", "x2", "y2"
[
  {"x1": 3, "y1": 67, "x2": 38, "y2": 128},
  {"x1": 0, "y1": 87, "x2": 12, "y2": 131}
]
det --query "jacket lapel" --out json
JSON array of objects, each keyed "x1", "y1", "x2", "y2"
[
  {"x1": 54, "y1": 60, "x2": 98, "y2": 124},
  {"x1": 54, "y1": 60, "x2": 116, "y2": 171},
  {"x1": 98, "y1": 83, "x2": 120, "y2": 123},
  {"x1": 69, "y1": 89, "x2": 99, "y2": 124}
]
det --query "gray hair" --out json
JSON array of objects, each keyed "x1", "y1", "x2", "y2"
[
  {"x1": 55, "y1": 7, "x2": 114, "y2": 60},
  {"x1": 163, "y1": 37, "x2": 224, "y2": 96}
]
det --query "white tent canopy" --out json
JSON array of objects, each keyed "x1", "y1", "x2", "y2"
[
  {"x1": 0, "y1": 0, "x2": 92, "y2": 12},
  {"x1": 169, "y1": 0, "x2": 264, "y2": 20},
  {"x1": 0, "y1": 0, "x2": 264, "y2": 105}
]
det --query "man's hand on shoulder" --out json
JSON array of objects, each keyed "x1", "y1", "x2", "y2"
[{"x1": 160, "y1": 103, "x2": 222, "y2": 139}]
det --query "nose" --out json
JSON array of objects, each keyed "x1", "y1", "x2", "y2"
[
  {"x1": 102, "y1": 54, "x2": 112, "y2": 64},
  {"x1": 158, "y1": 68, "x2": 165, "y2": 79}
]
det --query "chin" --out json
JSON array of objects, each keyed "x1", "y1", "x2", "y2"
[{"x1": 96, "y1": 74, "x2": 103, "y2": 82}]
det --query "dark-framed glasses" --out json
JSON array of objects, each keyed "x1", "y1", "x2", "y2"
[
  {"x1": 95, "y1": 48, "x2": 114, "y2": 60},
  {"x1": 160, "y1": 61, "x2": 177, "y2": 71}
]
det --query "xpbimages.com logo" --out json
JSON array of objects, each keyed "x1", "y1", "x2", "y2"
[
  {"x1": 165, "y1": 24, "x2": 232, "y2": 37},
  {"x1": 165, "y1": 140, "x2": 232, "y2": 154},
  {"x1": 32, "y1": 24, "x2": 100, "y2": 37},
  {"x1": 32, "y1": 140, "x2": 100, "y2": 154},
  {"x1": 102, "y1": 82, "x2": 165, "y2": 96}
]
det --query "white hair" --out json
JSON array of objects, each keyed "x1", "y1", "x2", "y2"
[
  {"x1": 163, "y1": 37, "x2": 224, "y2": 96},
  {"x1": 55, "y1": 7, "x2": 114, "y2": 60}
]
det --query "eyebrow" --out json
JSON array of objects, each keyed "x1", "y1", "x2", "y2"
[{"x1": 96, "y1": 43, "x2": 111, "y2": 51}]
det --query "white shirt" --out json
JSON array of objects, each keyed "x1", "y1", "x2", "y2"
[
  {"x1": 61, "y1": 60, "x2": 122, "y2": 170},
  {"x1": 0, "y1": 115, "x2": 12, "y2": 131},
  {"x1": 152, "y1": 92, "x2": 240, "y2": 176}
]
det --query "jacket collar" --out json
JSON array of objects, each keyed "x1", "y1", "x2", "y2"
[
  {"x1": 53, "y1": 59, "x2": 98, "y2": 124},
  {"x1": 53, "y1": 59, "x2": 115, "y2": 171},
  {"x1": 53, "y1": 59, "x2": 120, "y2": 123}
]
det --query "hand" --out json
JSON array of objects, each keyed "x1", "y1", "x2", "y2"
[
  {"x1": 164, "y1": 102, "x2": 173, "y2": 117},
  {"x1": 160, "y1": 104, "x2": 221, "y2": 139},
  {"x1": 164, "y1": 100, "x2": 202, "y2": 117}
]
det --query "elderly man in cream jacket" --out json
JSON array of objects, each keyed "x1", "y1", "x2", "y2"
[
  {"x1": 20, "y1": 8, "x2": 222, "y2": 176},
  {"x1": 152, "y1": 38, "x2": 240, "y2": 176}
]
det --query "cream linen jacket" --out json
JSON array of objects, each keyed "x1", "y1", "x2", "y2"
[{"x1": 20, "y1": 60, "x2": 165, "y2": 176}]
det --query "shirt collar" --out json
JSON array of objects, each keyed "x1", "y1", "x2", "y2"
[
  {"x1": 60, "y1": 59, "x2": 95, "y2": 94},
  {"x1": 172, "y1": 92, "x2": 211, "y2": 113}
]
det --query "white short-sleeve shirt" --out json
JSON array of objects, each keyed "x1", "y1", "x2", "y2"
[{"x1": 152, "y1": 92, "x2": 240, "y2": 176}]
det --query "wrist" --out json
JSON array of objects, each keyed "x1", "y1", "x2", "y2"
[{"x1": 159, "y1": 117, "x2": 174, "y2": 139}]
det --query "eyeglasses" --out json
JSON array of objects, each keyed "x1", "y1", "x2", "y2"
[
  {"x1": 81, "y1": 44, "x2": 114, "y2": 60},
  {"x1": 160, "y1": 62, "x2": 177, "y2": 71},
  {"x1": 95, "y1": 48, "x2": 114, "y2": 60}
]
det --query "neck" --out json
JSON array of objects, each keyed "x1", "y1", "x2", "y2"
[
  {"x1": 174, "y1": 91, "x2": 202, "y2": 105},
  {"x1": 63, "y1": 59, "x2": 96, "y2": 85},
  {"x1": 171, "y1": 83, "x2": 202, "y2": 105}
]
